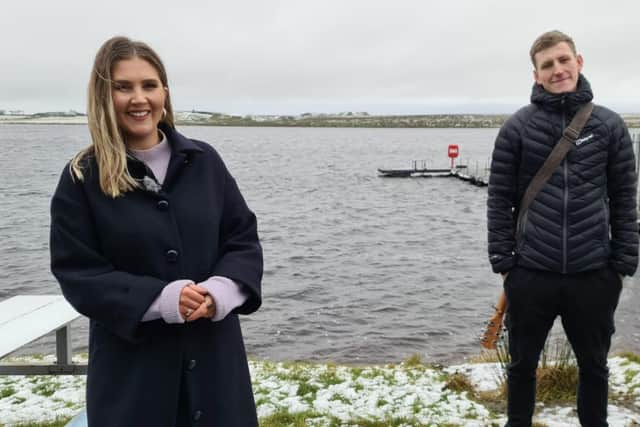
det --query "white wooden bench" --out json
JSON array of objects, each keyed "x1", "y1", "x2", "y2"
[{"x1": 0, "y1": 295, "x2": 87, "y2": 375}]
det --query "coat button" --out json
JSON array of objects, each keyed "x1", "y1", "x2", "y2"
[
  {"x1": 165, "y1": 249, "x2": 179, "y2": 263},
  {"x1": 157, "y1": 200, "x2": 169, "y2": 211},
  {"x1": 187, "y1": 359, "x2": 196, "y2": 370},
  {"x1": 193, "y1": 410, "x2": 202, "y2": 421}
]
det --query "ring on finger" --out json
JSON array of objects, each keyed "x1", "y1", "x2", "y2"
[{"x1": 185, "y1": 308, "x2": 193, "y2": 317}]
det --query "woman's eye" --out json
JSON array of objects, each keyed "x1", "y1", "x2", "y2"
[{"x1": 113, "y1": 83, "x2": 131, "y2": 92}]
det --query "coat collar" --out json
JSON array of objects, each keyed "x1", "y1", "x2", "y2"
[
  {"x1": 530, "y1": 73, "x2": 594, "y2": 114},
  {"x1": 159, "y1": 123, "x2": 203, "y2": 191},
  {"x1": 159, "y1": 122, "x2": 204, "y2": 155},
  {"x1": 127, "y1": 123, "x2": 204, "y2": 193}
]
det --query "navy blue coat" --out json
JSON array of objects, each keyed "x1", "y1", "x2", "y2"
[
  {"x1": 50, "y1": 124, "x2": 262, "y2": 426},
  {"x1": 488, "y1": 75, "x2": 638, "y2": 276}
]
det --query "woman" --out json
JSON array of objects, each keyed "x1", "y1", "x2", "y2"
[{"x1": 50, "y1": 36, "x2": 263, "y2": 426}]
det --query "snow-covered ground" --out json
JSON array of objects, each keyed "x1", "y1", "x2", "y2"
[
  {"x1": 446, "y1": 356, "x2": 640, "y2": 426},
  {"x1": 1, "y1": 355, "x2": 639, "y2": 426}
]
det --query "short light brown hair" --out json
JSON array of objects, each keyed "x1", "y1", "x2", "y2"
[{"x1": 530, "y1": 30, "x2": 577, "y2": 68}]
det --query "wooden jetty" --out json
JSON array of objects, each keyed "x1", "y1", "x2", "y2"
[
  {"x1": 377, "y1": 167, "x2": 452, "y2": 178},
  {"x1": 378, "y1": 160, "x2": 488, "y2": 186},
  {"x1": 452, "y1": 169, "x2": 489, "y2": 187},
  {"x1": 378, "y1": 160, "x2": 465, "y2": 177}
]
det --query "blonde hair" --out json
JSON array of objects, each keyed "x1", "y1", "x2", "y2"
[
  {"x1": 530, "y1": 30, "x2": 577, "y2": 68},
  {"x1": 71, "y1": 36, "x2": 175, "y2": 197}
]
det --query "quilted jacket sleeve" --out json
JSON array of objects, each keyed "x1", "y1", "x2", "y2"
[
  {"x1": 606, "y1": 115, "x2": 639, "y2": 276},
  {"x1": 487, "y1": 113, "x2": 524, "y2": 273}
]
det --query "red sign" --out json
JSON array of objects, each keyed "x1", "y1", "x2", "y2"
[{"x1": 448, "y1": 144, "x2": 459, "y2": 158}]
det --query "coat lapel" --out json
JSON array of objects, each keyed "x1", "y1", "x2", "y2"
[{"x1": 159, "y1": 124, "x2": 203, "y2": 190}]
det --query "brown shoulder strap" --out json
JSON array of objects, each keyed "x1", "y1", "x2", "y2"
[{"x1": 516, "y1": 102, "x2": 594, "y2": 227}]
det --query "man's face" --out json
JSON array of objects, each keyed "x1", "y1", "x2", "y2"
[{"x1": 533, "y1": 42, "x2": 583, "y2": 94}]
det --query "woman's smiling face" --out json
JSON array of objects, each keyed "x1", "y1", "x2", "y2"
[{"x1": 111, "y1": 56, "x2": 167, "y2": 150}]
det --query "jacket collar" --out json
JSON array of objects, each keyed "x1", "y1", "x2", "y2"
[{"x1": 530, "y1": 73, "x2": 594, "y2": 113}]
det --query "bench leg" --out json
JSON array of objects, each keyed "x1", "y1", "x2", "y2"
[{"x1": 56, "y1": 326, "x2": 72, "y2": 365}]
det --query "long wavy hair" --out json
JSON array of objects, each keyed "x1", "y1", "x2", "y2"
[{"x1": 71, "y1": 36, "x2": 175, "y2": 197}]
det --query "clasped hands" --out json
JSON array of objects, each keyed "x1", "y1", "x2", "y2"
[{"x1": 179, "y1": 283, "x2": 216, "y2": 321}]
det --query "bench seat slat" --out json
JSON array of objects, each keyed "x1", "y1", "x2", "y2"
[{"x1": 0, "y1": 295, "x2": 81, "y2": 359}]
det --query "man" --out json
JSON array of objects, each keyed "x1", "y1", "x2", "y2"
[{"x1": 487, "y1": 30, "x2": 638, "y2": 426}]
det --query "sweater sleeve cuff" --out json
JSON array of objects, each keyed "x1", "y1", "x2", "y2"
[
  {"x1": 199, "y1": 276, "x2": 249, "y2": 322},
  {"x1": 141, "y1": 295, "x2": 162, "y2": 322},
  {"x1": 159, "y1": 279, "x2": 193, "y2": 324}
]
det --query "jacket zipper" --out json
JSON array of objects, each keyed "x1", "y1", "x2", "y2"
[
  {"x1": 602, "y1": 197, "x2": 610, "y2": 242},
  {"x1": 561, "y1": 97, "x2": 568, "y2": 274},
  {"x1": 562, "y1": 159, "x2": 568, "y2": 273}
]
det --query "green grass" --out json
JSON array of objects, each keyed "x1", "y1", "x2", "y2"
[
  {"x1": 403, "y1": 353, "x2": 423, "y2": 367},
  {"x1": 535, "y1": 364, "x2": 579, "y2": 403},
  {"x1": 0, "y1": 385, "x2": 16, "y2": 399},
  {"x1": 316, "y1": 368, "x2": 343, "y2": 387},
  {"x1": 444, "y1": 371, "x2": 476, "y2": 395},
  {"x1": 32, "y1": 380, "x2": 58, "y2": 398},
  {"x1": 260, "y1": 409, "x2": 322, "y2": 427},
  {"x1": 624, "y1": 369, "x2": 639, "y2": 384},
  {"x1": 618, "y1": 352, "x2": 640, "y2": 364},
  {"x1": 492, "y1": 333, "x2": 580, "y2": 404},
  {"x1": 259, "y1": 410, "x2": 428, "y2": 427},
  {"x1": 296, "y1": 380, "x2": 319, "y2": 398},
  {"x1": 8, "y1": 412, "x2": 450, "y2": 427},
  {"x1": 6, "y1": 419, "x2": 72, "y2": 427},
  {"x1": 11, "y1": 352, "x2": 640, "y2": 426}
]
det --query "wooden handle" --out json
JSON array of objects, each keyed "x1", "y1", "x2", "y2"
[
  {"x1": 480, "y1": 291, "x2": 507, "y2": 350},
  {"x1": 494, "y1": 291, "x2": 507, "y2": 315}
]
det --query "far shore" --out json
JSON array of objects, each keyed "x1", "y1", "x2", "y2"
[{"x1": 2, "y1": 113, "x2": 639, "y2": 129}]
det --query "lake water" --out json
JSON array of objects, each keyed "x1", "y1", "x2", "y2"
[{"x1": 1, "y1": 124, "x2": 639, "y2": 364}]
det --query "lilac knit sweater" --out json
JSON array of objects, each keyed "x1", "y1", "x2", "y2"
[{"x1": 132, "y1": 131, "x2": 249, "y2": 323}]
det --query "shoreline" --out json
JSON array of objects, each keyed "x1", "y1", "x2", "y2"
[
  {"x1": 2, "y1": 115, "x2": 639, "y2": 129},
  {"x1": 1, "y1": 353, "x2": 639, "y2": 426}
]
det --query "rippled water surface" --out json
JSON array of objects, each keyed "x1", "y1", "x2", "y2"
[{"x1": 1, "y1": 125, "x2": 639, "y2": 363}]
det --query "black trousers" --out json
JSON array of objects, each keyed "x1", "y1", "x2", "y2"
[{"x1": 503, "y1": 265, "x2": 622, "y2": 427}]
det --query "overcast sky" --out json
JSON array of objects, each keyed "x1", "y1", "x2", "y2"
[{"x1": 2, "y1": 0, "x2": 639, "y2": 115}]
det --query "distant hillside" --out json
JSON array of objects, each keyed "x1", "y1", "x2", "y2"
[
  {"x1": 2, "y1": 111, "x2": 639, "y2": 128},
  {"x1": 622, "y1": 115, "x2": 640, "y2": 129},
  {"x1": 181, "y1": 113, "x2": 509, "y2": 128},
  {"x1": 176, "y1": 112, "x2": 640, "y2": 129}
]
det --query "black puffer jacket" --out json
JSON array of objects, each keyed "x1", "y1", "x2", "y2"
[{"x1": 488, "y1": 75, "x2": 638, "y2": 276}]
